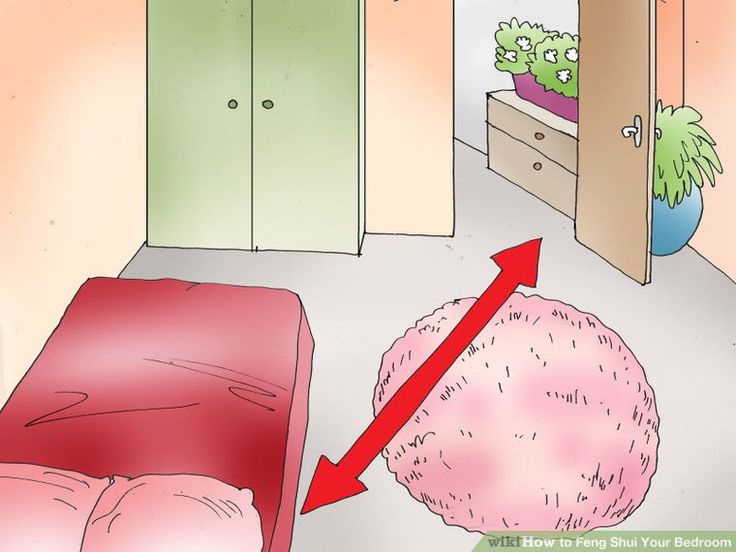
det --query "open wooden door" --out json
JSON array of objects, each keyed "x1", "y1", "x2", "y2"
[{"x1": 576, "y1": 0, "x2": 656, "y2": 284}]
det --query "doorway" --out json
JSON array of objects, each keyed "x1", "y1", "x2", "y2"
[{"x1": 457, "y1": 0, "x2": 656, "y2": 284}]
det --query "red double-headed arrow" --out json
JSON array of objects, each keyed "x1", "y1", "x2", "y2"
[{"x1": 301, "y1": 238, "x2": 543, "y2": 514}]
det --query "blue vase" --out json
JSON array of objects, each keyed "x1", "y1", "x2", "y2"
[{"x1": 651, "y1": 183, "x2": 703, "y2": 256}]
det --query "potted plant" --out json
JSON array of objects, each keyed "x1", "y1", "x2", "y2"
[
  {"x1": 652, "y1": 101, "x2": 723, "y2": 256},
  {"x1": 494, "y1": 18, "x2": 557, "y2": 96},
  {"x1": 526, "y1": 33, "x2": 579, "y2": 121},
  {"x1": 494, "y1": 20, "x2": 579, "y2": 121}
]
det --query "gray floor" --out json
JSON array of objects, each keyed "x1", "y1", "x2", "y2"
[{"x1": 122, "y1": 141, "x2": 736, "y2": 550}]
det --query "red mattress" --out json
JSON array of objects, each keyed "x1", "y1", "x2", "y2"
[{"x1": 0, "y1": 277, "x2": 313, "y2": 552}]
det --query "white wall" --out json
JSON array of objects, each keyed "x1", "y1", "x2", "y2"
[{"x1": 455, "y1": 0, "x2": 579, "y2": 152}]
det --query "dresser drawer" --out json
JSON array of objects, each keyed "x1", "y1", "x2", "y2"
[
  {"x1": 487, "y1": 90, "x2": 578, "y2": 174},
  {"x1": 487, "y1": 124, "x2": 577, "y2": 218}
]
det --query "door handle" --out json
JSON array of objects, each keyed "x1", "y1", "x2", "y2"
[
  {"x1": 621, "y1": 115, "x2": 643, "y2": 148},
  {"x1": 262, "y1": 99, "x2": 274, "y2": 110}
]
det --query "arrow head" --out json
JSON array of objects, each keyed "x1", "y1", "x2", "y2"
[
  {"x1": 300, "y1": 456, "x2": 368, "y2": 515},
  {"x1": 491, "y1": 238, "x2": 542, "y2": 287}
]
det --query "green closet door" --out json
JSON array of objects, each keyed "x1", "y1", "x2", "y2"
[
  {"x1": 148, "y1": 0, "x2": 252, "y2": 249},
  {"x1": 253, "y1": 1, "x2": 360, "y2": 253}
]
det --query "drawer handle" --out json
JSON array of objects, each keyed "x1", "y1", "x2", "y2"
[
  {"x1": 533, "y1": 162, "x2": 542, "y2": 171},
  {"x1": 535, "y1": 132, "x2": 545, "y2": 141}
]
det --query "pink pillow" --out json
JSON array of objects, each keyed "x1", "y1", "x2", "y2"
[
  {"x1": 0, "y1": 463, "x2": 111, "y2": 552},
  {"x1": 81, "y1": 474, "x2": 263, "y2": 552}
]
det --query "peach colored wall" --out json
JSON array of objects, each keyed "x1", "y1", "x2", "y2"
[
  {"x1": 657, "y1": 0, "x2": 685, "y2": 106},
  {"x1": 366, "y1": 0, "x2": 454, "y2": 235},
  {"x1": 685, "y1": 1, "x2": 736, "y2": 281},
  {"x1": 0, "y1": 1, "x2": 146, "y2": 400}
]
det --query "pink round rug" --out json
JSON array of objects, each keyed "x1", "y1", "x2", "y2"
[{"x1": 374, "y1": 293, "x2": 659, "y2": 533}]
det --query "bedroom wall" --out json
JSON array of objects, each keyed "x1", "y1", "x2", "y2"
[
  {"x1": 684, "y1": 0, "x2": 736, "y2": 282},
  {"x1": 0, "y1": 1, "x2": 146, "y2": 401},
  {"x1": 455, "y1": 0, "x2": 578, "y2": 152},
  {"x1": 656, "y1": 0, "x2": 685, "y2": 106},
  {"x1": 366, "y1": 0, "x2": 454, "y2": 236}
]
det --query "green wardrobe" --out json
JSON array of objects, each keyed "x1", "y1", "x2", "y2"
[{"x1": 147, "y1": 0, "x2": 364, "y2": 254}]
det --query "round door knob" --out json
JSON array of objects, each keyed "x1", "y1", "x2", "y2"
[
  {"x1": 533, "y1": 162, "x2": 543, "y2": 171},
  {"x1": 228, "y1": 99, "x2": 238, "y2": 109},
  {"x1": 534, "y1": 132, "x2": 545, "y2": 141},
  {"x1": 262, "y1": 99, "x2": 274, "y2": 110}
]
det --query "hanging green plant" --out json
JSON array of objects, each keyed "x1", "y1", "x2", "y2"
[
  {"x1": 494, "y1": 18, "x2": 557, "y2": 75},
  {"x1": 527, "y1": 33, "x2": 579, "y2": 99},
  {"x1": 654, "y1": 101, "x2": 723, "y2": 207}
]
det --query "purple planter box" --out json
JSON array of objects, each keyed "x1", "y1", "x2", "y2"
[{"x1": 513, "y1": 72, "x2": 578, "y2": 122}]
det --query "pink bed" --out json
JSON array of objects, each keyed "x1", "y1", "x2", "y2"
[{"x1": 0, "y1": 277, "x2": 314, "y2": 552}]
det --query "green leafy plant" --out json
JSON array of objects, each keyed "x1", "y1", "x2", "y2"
[
  {"x1": 655, "y1": 101, "x2": 723, "y2": 207},
  {"x1": 527, "y1": 33, "x2": 579, "y2": 98},
  {"x1": 494, "y1": 18, "x2": 557, "y2": 75}
]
